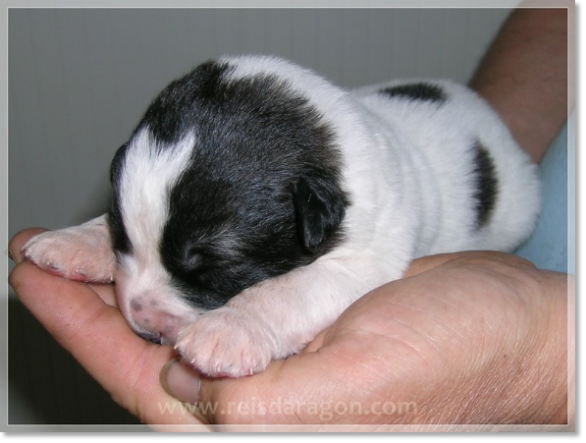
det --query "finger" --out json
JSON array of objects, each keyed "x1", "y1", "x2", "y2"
[
  {"x1": 162, "y1": 340, "x2": 361, "y2": 426},
  {"x1": 8, "y1": 227, "x2": 49, "y2": 263},
  {"x1": 9, "y1": 260, "x2": 203, "y2": 426},
  {"x1": 88, "y1": 283, "x2": 118, "y2": 308}
]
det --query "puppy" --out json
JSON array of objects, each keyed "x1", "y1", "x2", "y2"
[{"x1": 22, "y1": 55, "x2": 540, "y2": 377}]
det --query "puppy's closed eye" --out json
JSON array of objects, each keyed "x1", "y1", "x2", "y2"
[{"x1": 179, "y1": 244, "x2": 215, "y2": 271}]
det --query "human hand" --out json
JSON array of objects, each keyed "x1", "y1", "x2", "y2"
[
  {"x1": 8, "y1": 228, "x2": 203, "y2": 427},
  {"x1": 9, "y1": 228, "x2": 572, "y2": 430},
  {"x1": 160, "y1": 249, "x2": 571, "y2": 429}
]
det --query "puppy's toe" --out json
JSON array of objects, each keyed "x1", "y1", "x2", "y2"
[
  {"x1": 175, "y1": 307, "x2": 275, "y2": 378},
  {"x1": 22, "y1": 229, "x2": 115, "y2": 283}
]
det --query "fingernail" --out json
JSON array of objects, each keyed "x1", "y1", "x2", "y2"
[
  {"x1": 5, "y1": 249, "x2": 14, "y2": 263},
  {"x1": 160, "y1": 358, "x2": 201, "y2": 404}
]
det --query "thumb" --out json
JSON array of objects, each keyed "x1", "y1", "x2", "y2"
[{"x1": 160, "y1": 348, "x2": 338, "y2": 426}]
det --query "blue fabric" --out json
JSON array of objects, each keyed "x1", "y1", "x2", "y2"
[{"x1": 514, "y1": 113, "x2": 575, "y2": 274}]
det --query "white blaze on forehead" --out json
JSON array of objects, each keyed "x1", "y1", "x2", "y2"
[
  {"x1": 115, "y1": 129, "x2": 202, "y2": 339},
  {"x1": 119, "y1": 128, "x2": 196, "y2": 267}
]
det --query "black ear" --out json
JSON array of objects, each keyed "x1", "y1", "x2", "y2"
[{"x1": 293, "y1": 175, "x2": 348, "y2": 254}]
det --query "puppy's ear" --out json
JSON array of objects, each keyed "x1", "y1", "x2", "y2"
[{"x1": 293, "y1": 175, "x2": 348, "y2": 254}]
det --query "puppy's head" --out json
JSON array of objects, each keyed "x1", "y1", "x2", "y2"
[{"x1": 108, "y1": 56, "x2": 350, "y2": 343}]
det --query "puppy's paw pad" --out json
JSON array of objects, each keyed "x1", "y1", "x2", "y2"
[
  {"x1": 22, "y1": 230, "x2": 115, "y2": 283},
  {"x1": 175, "y1": 308, "x2": 274, "y2": 378}
]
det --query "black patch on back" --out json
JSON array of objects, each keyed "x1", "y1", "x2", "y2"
[
  {"x1": 113, "y1": 59, "x2": 349, "y2": 311},
  {"x1": 472, "y1": 141, "x2": 498, "y2": 228},
  {"x1": 380, "y1": 83, "x2": 447, "y2": 103}
]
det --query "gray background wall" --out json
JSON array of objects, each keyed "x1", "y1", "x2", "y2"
[{"x1": 8, "y1": 7, "x2": 514, "y2": 425}]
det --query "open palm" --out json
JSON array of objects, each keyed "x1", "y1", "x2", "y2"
[{"x1": 9, "y1": 228, "x2": 569, "y2": 428}]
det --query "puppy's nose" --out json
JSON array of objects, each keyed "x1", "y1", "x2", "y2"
[{"x1": 136, "y1": 330, "x2": 163, "y2": 344}]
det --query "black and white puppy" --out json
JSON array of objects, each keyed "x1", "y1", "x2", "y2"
[{"x1": 23, "y1": 55, "x2": 540, "y2": 377}]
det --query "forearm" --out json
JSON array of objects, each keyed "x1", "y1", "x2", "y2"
[{"x1": 470, "y1": 8, "x2": 569, "y2": 164}]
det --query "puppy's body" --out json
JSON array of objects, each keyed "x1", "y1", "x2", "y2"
[{"x1": 23, "y1": 55, "x2": 539, "y2": 377}]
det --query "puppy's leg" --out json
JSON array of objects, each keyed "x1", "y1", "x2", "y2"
[
  {"x1": 22, "y1": 215, "x2": 116, "y2": 283},
  {"x1": 175, "y1": 257, "x2": 392, "y2": 377}
]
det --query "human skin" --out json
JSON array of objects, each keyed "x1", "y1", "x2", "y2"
[
  {"x1": 9, "y1": 229, "x2": 572, "y2": 428},
  {"x1": 470, "y1": 7, "x2": 570, "y2": 164}
]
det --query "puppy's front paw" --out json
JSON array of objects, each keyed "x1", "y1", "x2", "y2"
[
  {"x1": 175, "y1": 307, "x2": 276, "y2": 378},
  {"x1": 22, "y1": 226, "x2": 116, "y2": 283}
]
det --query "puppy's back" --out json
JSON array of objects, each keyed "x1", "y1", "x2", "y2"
[{"x1": 351, "y1": 79, "x2": 540, "y2": 255}]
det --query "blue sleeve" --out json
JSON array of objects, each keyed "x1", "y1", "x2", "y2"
[{"x1": 514, "y1": 113, "x2": 575, "y2": 274}]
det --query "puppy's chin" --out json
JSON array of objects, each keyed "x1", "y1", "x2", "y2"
[{"x1": 115, "y1": 258, "x2": 203, "y2": 345}]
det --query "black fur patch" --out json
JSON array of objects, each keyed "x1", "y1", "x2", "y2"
[
  {"x1": 108, "y1": 143, "x2": 132, "y2": 255},
  {"x1": 112, "y1": 60, "x2": 349, "y2": 310},
  {"x1": 380, "y1": 83, "x2": 447, "y2": 103},
  {"x1": 472, "y1": 141, "x2": 498, "y2": 228}
]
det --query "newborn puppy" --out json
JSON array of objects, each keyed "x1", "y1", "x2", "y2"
[{"x1": 23, "y1": 55, "x2": 540, "y2": 377}]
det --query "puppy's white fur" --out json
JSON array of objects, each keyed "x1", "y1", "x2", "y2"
[
  {"x1": 115, "y1": 130, "x2": 202, "y2": 340},
  {"x1": 23, "y1": 55, "x2": 539, "y2": 377}
]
